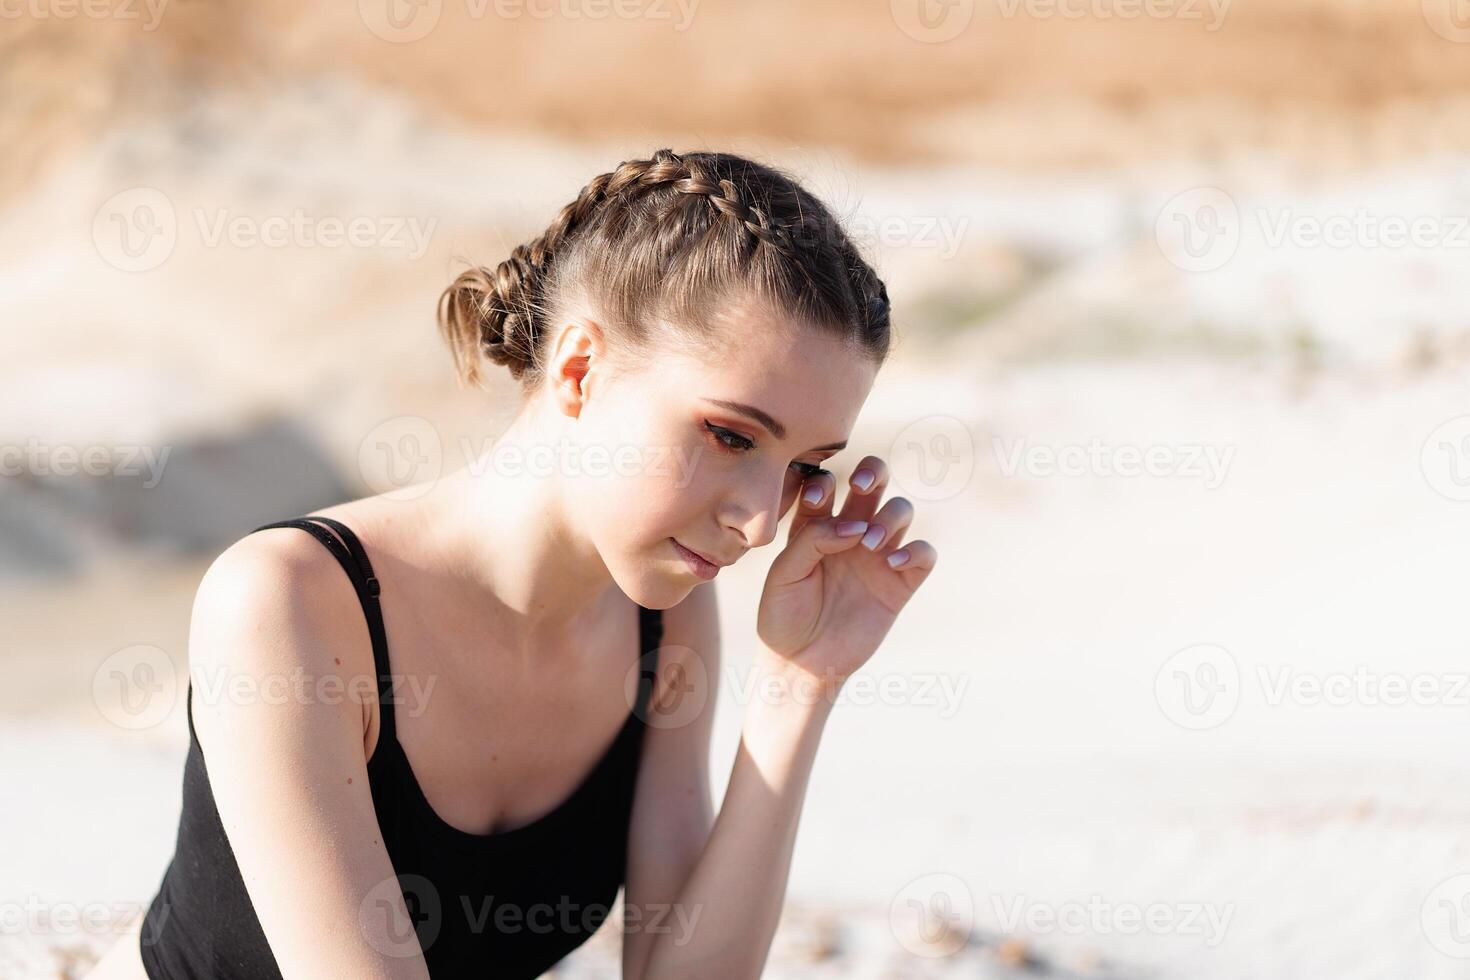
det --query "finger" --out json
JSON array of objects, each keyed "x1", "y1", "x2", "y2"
[
  {"x1": 836, "y1": 456, "x2": 888, "y2": 524},
  {"x1": 788, "y1": 470, "x2": 837, "y2": 544},
  {"x1": 768, "y1": 515, "x2": 870, "y2": 588},
  {"x1": 883, "y1": 538, "x2": 937, "y2": 585},
  {"x1": 854, "y1": 496, "x2": 915, "y2": 555}
]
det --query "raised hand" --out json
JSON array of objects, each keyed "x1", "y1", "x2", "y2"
[{"x1": 757, "y1": 454, "x2": 937, "y2": 687}]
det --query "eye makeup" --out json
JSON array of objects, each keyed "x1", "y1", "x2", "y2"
[{"x1": 702, "y1": 420, "x2": 832, "y2": 481}]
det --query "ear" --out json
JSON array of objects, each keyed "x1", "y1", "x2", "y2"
[{"x1": 545, "y1": 316, "x2": 608, "y2": 419}]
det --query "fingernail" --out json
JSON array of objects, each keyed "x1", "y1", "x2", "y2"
[
  {"x1": 860, "y1": 524, "x2": 886, "y2": 551},
  {"x1": 886, "y1": 549, "x2": 911, "y2": 568},
  {"x1": 836, "y1": 520, "x2": 868, "y2": 537},
  {"x1": 802, "y1": 483, "x2": 824, "y2": 506},
  {"x1": 852, "y1": 469, "x2": 875, "y2": 491}
]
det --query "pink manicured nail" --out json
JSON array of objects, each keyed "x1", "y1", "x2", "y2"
[
  {"x1": 802, "y1": 483, "x2": 824, "y2": 505},
  {"x1": 886, "y1": 549, "x2": 911, "y2": 568},
  {"x1": 860, "y1": 525, "x2": 886, "y2": 551},
  {"x1": 836, "y1": 520, "x2": 868, "y2": 537},
  {"x1": 852, "y1": 469, "x2": 875, "y2": 491}
]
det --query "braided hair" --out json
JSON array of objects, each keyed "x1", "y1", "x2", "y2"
[{"x1": 437, "y1": 148, "x2": 891, "y2": 389}]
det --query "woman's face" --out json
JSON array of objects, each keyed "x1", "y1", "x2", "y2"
[{"x1": 574, "y1": 309, "x2": 879, "y2": 608}]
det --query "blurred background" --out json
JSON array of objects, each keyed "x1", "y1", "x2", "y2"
[{"x1": 5, "y1": 1, "x2": 1470, "y2": 976}]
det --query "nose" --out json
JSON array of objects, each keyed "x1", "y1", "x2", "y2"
[{"x1": 720, "y1": 472, "x2": 787, "y2": 550}]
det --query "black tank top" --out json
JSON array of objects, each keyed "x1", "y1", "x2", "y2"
[{"x1": 139, "y1": 514, "x2": 663, "y2": 979}]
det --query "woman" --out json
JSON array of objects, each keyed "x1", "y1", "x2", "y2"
[{"x1": 90, "y1": 148, "x2": 937, "y2": 979}]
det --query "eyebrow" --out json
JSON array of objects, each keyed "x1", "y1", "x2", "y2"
[{"x1": 703, "y1": 398, "x2": 848, "y2": 452}]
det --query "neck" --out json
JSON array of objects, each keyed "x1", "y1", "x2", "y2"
[{"x1": 413, "y1": 400, "x2": 621, "y2": 645}]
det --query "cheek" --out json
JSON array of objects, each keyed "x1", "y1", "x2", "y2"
[{"x1": 595, "y1": 463, "x2": 700, "y2": 542}]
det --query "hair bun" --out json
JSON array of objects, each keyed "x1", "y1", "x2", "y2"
[{"x1": 437, "y1": 251, "x2": 541, "y2": 387}]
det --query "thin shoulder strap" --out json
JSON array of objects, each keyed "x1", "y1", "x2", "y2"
[
  {"x1": 632, "y1": 605, "x2": 664, "y2": 724},
  {"x1": 248, "y1": 515, "x2": 397, "y2": 743}
]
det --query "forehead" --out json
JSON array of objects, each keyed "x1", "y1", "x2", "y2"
[{"x1": 662, "y1": 304, "x2": 878, "y2": 443}]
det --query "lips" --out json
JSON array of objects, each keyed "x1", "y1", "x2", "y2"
[
  {"x1": 672, "y1": 538, "x2": 730, "y2": 580},
  {"x1": 677, "y1": 541, "x2": 727, "y2": 567}
]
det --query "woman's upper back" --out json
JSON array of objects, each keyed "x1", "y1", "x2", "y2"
[{"x1": 137, "y1": 513, "x2": 663, "y2": 979}]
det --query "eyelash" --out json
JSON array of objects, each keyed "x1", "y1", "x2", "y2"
[{"x1": 703, "y1": 421, "x2": 828, "y2": 481}]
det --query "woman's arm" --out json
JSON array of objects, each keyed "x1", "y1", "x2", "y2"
[
  {"x1": 621, "y1": 583, "x2": 835, "y2": 980},
  {"x1": 183, "y1": 534, "x2": 433, "y2": 980},
  {"x1": 620, "y1": 580, "x2": 719, "y2": 978},
  {"x1": 633, "y1": 651, "x2": 831, "y2": 980}
]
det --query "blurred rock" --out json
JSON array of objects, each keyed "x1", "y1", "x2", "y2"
[{"x1": 0, "y1": 414, "x2": 352, "y2": 582}]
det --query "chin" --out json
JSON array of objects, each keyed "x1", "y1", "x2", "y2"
[
  {"x1": 627, "y1": 583, "x2": 696, "y2": 612},
  {"x1": 607, "y1": 556, "x2": 697, "y2": 611}
]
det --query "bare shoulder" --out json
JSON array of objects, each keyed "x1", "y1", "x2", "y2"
[
  {"x1": 187, "y1": 522, "x2": 378, "y2": 737},
  {"x1": 194, "y1": 524, "x2": 363, "y2": 653}
]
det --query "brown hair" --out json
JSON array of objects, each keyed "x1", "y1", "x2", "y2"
[{"x1": 436, "y1": 148, "x2": 891, "y2": 391}]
